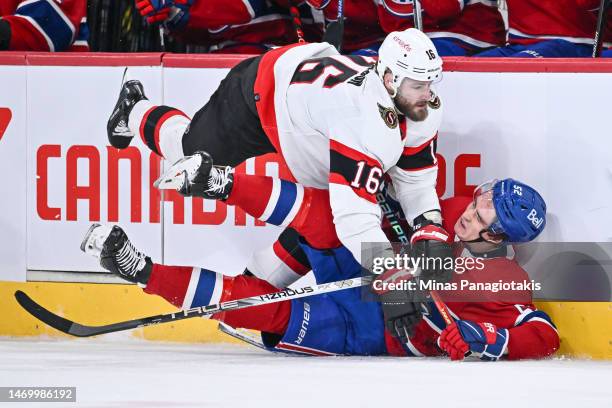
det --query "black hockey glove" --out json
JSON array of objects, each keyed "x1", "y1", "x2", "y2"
[
  {"x1": 0, "y1": 20, "x2": 11, "y2": 51},
  {"x1": 380, "y1": 288, "x2": 423, "y2": 343},
  {"x1": 411, "y1": 213, "x2": 454, "y2": 283},
  {"x1": 372, "y1": 268, "x2": 423, "y2": 343}
]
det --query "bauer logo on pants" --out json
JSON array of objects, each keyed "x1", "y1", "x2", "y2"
[{"x1": 0, "y1": 108, "x2": 11, "y2": 141}]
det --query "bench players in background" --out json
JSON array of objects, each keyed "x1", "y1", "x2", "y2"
[
  {"x1": 135, "y1": 0, "x2": 322, "y2": 53},
  {"x1": 104, "y1": 28, "x2": 451, "y2": 290},
  {"x1": 304, "y1": 0, "x2": 386, "y2": 55},
  {"x1": 81, "y1": 175, "x2": 559, "y2": 360},
  {"x1": 0, "y1": 0, "x2": 89, "y2": 51},
  {"x1": 376, "y1": 0, "x2": 505, "y2": 56},
  {"x1": 477, "y1": 0, "x2": 612, "y2": 58}
]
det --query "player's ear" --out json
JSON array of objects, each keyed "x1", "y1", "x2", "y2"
[
  {"x1": 482, "y1": 231, "x2": 504, "y2": 245},
  {"x1": 383, "y1": 69, "x2": 394, "y2": 89}
]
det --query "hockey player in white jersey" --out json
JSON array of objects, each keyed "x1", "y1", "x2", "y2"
[{"x1": 107, "y1": 28, "x2": 449, "y2": 286}]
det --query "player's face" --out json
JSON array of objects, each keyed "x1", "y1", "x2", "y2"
[
  {"x1": 454, "y1": 190, "x2": 498, "y2": 241},
  {"x1": 394, "y1": 78, "x2": 432, "y2": 121}
]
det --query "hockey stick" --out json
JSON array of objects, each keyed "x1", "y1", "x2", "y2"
[
  {"x1": 217, "y1": 322, "x2": 268, "y2": 350},
  {"x1": 322, "y1": 0, "x2": 344, "y2": 52},
  {"x1": 14, "y1": 276, "x2": 371, "y2": 338},
  {"x1": 376, "y1": 188, "x2": 453, "y2": 324},
  {"x1": 289, "y1": 2, "x2": 306, "y2": 43},
  {"x1": 413, "y1": 0, "x2": 424, "y2": 32},
  {"x1": 592, "y1": 0, "x2": 611, "y2": 57}
]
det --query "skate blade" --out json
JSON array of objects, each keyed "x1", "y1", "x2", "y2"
[
  {"x1": 80, "y1": 223, "x2": 102, "y2": 253},
  {"x1": 154, "y1": 155, "x2": 202, "y2": 190}
]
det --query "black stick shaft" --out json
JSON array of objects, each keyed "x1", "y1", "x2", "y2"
[
  {"x1": 593, "y1": 0, "x2": 611, "y2": 57},
  {"x1": 15, "y1": 276, "x2": 370, "y2": 337},
  {"x1": 322, "y1": 0, "x2": 344, "y2": 52}
]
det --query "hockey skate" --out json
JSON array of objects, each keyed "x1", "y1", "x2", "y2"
[
  {"x1": 154, "y1": 151, "x2": 234, "y2": 200},
  {"x1": 106, "y1": 73, "x2": 147, "y2": 149},
  {"x1": 80, "y1": 224, "x2": 152, "y2": 285}
]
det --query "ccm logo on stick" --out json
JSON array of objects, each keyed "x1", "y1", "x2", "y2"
[{"x1": 0, "y1": 108, "x2": 12, "y2": 141}]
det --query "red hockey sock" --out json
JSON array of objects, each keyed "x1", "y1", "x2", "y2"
[
  {"x1": 214, "y1": 275, "x2": 290, "y2": 335},
  {"x1": 226, "y1": 174, "x2": 340, "y2": 248},
  {"x1": 143, "y1": 264, "x2": 290, "y2": 334},
  {"x1": 143, "y1": 264, "x2": 194, "y2": 308},
  {"x1": 225, "y1": 173, "x2": 272, "y2": 219},
  {"x1": 289, "y1": 188, "x2": 341, "y2": 249}
]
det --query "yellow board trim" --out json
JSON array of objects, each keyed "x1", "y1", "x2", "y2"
[
  {"x1": 1, "y1": 282, "x2": 610, "y2": 359},
  {"x1": 1, "y1": 281, "x2": 239, "y2": 344},
  {"x1": 535, "y1": 301, "x2": 611, "y2": 360}
]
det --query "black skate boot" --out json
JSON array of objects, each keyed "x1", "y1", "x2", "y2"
[
  {"x1": 155, "y1": 151, "x2": 234, "y2": 200},
  {"x1": 107, "y1": 79, "x2": 147, "y2": 149},
  {"x1": 80, "y1": 224, "x2": 152, "y2": 285}
]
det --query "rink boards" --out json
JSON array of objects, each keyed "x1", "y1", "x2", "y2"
[
  {"x1": 0, "y1": 54, "x2": 610, "y2": 359},
  {"x1": 1, "y1": 281, "x2": 609, "y2": 359}
]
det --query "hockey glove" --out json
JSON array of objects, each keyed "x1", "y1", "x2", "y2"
[
  {"x1": 165, "y1": 0, "x2": 194, "y2": 31},
  {"x1": 438, "y1": 320, "x2": 509, "y2": 361},
  {"x1": 135, "y1": 0, "x2": 173, "y2": 24},
  {"x1": 411, "y1": 213, "x2": 454, "y2": 283},
  {"x1": 372, "y1": 267, "x2": 422, "y2": 343}
]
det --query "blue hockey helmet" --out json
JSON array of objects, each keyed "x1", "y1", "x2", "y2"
[{"x1": 473, "y1": 178, "x2": 547, "y2": 243}]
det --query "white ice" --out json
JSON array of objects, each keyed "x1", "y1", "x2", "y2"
[{"x1": 0, "y1": 337, "x2": 610, "y2": 408}]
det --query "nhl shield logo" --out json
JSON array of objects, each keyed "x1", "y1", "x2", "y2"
[{"x1": 377, "y1": 103, "x2": 398, "y2": 129}]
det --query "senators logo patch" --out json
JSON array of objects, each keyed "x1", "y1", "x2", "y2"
[
  {"x1": 428, "y1": 92, "x2": 441, "y2": 110},
  {"x1": 377, "y1": 103, "x2": 398, "y2": 129}
]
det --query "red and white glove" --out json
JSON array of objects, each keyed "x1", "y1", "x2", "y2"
[
  {"x1": 438, "y1": 320, "x2": 509, "y2": 361},
  {"x1": 410, "y1": 213, "x2": 454, "y2": 282},
  {"x1": 410, "y1": 223, "x2": 451, "y2": 245},
  {"x1": 135, "y1": 0, "x2": 173, "y2": 24}
]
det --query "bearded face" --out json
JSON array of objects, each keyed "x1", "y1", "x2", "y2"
[{"x1": 393, "y1": 77, "x2": 432, "y2": 121}]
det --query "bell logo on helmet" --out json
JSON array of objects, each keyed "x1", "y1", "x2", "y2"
[{"x1": 527, "y1": 209, "x2": 544, "y2": 228}]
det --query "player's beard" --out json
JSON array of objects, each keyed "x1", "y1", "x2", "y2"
[{"x1": 394, "y1": 95, "x2": 429, "y2": 122}]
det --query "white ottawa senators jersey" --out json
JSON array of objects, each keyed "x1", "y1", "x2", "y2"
[{"x1": 253, "y1": 43, "x2": 443, "y2": 259}]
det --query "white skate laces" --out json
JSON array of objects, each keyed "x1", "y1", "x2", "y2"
[
  {"x1": 81, "y1": 224, "x2": 146, "y2": 277},
  {"x1": 206, "y1": 166, "x2": 233, "y2": 195},
  {"x1": 115, "y1": 239, "x2": 147, "y2": 278}
]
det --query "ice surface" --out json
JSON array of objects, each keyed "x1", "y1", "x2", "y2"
[{"x1": 0, "y1": 337, "x2": 610, "y2": 408}]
